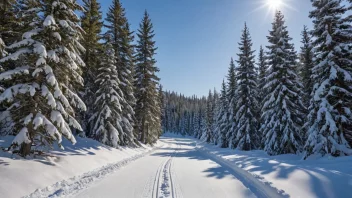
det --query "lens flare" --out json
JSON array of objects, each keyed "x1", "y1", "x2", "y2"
[{"x1": 267, "y1": 0, "x2": 283, "y2": 9}]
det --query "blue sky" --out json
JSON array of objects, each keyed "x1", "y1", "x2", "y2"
[{"x1": 97, "y1": 0, "x2": 313, "y2": 97}]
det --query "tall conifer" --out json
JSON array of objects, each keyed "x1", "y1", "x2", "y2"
[
  {"x1": 80, "y1": 0, "x2": 103, "y2": 136},
  {"x1": 134, "y1": 11, "x2": 161, "y2": 144},
  {"x1": 0, "y1": 0, "x2": 86, "y2": 156},
  {"x1": 304, "y1": 0, "x2": 352, "y2": 157},
  {"x1": 232, "y1": 23, "x2": 259, "y2": 150},
  {"x1": 261, "y1": 11, "x2": 306, "y2": 155}
]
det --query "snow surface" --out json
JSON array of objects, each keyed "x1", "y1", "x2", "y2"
[
  {"x1": 195, "y1": 137, "x2": 352, "y2": 198},
  {"x1": 1, "y1": 133, "x2": 351, "y2": 198},
  {"x1": 0, "y1": 136, "x2": 159, "y2": 198}
]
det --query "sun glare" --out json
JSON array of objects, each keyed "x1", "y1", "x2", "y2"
[{"x1": 267, "y1": 0, "x2": 282, "y2": 9}]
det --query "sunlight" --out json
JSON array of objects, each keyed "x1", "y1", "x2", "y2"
[
  {"x1": 248, "y1": 0, "x2": 296, "y2": 23},
  {"x1": 267, "y1": 0, "x2": 282, "y2": 9}
]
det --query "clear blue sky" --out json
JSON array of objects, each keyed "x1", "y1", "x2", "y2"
[{"x1": 96, "y1": 0, "x2": 313, "y2": 97}]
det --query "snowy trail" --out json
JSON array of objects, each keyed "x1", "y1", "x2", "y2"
[
  {"x1": 73, "y1": 136, "x2": 267, "y2": 198},
  {"x1": 25, "y1": 135, "x2": 290, "y2": 198}
]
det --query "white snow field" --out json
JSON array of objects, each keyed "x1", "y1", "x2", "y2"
[
  {"x1": 0, "y1": 136, "x2": 160, "y2": 198},
  {"x1": 1, "y1": 133, "x2": 352, "y2": 198}
]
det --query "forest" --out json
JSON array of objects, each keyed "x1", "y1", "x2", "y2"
[
  {"x1": 0, "y1": 0, "x2": 162, "y2": 157},
  {"x1": 0, "y1": 0, "x2": 351, "y2": 160},
  {"x1": 0, "y1": 1, "x2": 352, "y2": 198}
]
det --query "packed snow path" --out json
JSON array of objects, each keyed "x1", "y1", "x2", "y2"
[{"x1": 74, "y1": 136, "x2": 283, "y2": 198}]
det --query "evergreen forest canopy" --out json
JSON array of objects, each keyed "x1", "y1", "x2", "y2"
[{"x1": 0, "y1": 0, "x2": 351, "y2": 160}]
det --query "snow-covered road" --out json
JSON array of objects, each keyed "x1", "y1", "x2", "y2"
[{"x1": 75, "y1": 136, "x2": 257, "y2": 198}]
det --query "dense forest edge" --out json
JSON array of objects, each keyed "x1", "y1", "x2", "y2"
[{"x1": 0, "y1": 0, "x2": 352, "y2": 161}]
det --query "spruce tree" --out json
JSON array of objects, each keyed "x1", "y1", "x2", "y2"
[
  {"x1": 299, "y1": 25, "x2": 314, "y2": 106},
  {"x1": 105, "y1": 0, "x2": 137, "y2": 146},
  {"x1": 304, "y1": 0, "x2": 352, "y2": 158},
  {"x1": 194, "y1": 107, "x2": 201, "y2": 138},
  {"x1": 202, "y1": 90, "x2": 213, "y2": 142},
  {"x1": 89, "y1": 44, "x2": 124, "y2": 147},
  {"x1": 134, "y1": 11, "x2": 161, "y2": 144},
  {"x1": 80, "y1": 0, "x2": 103, "y2": 137},
  {"x1": 0, "y1": 0, "x2": 86, "y2": 156},
  {"x1": 212, "y1": 89, "x2": 219, "y2": 144},
  {"x1": 217, "y1": 80, "x2": 230, "y2": 148},
  {"x1": 226, "y1": 58, "x2": 237, "y2": 148},
  {"x1": 257, "y1": 46, "x2": 268, "y2": 108},
  {"x1": 0, "y1": 0, "x2": 17, "y2": 56},
  {"x1": 260, "y1": 11, "x2": 306, "y2": 155},
  {"x1": 232, "y1": 23, "x2": 259, "y2": 150}
]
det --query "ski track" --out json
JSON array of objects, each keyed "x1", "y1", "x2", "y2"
[
  {"x1": 149, "y1": 141, "x2": 179, "y2": 198},
  {"x1": 22, "y1": 144, "x2": 165, "y2": 198}
]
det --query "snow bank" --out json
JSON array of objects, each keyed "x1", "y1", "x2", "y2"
[
  {"x1": 0, "y1": 136, "x2": 162, "y2": 198},
  {"x1": 164, "y1": 133, "x2": 352, "y2": 198}
]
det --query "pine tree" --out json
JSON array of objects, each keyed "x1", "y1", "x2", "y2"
[
  {"x1": 217, "y1": 80, "x2": 229, "y2": 148},
  {"x1": 89, "y1": 44, "x2": 124, "y2": 147},
  {"x1": 134, "y1": 11, "x2": 161, "y2": 144},
  {"x1": 105, "y1": 0, "x2": 137, "y2": 146},
  {"x1": 80, "y1": 0, "x2": 103, "y2": 137},
  {"x1": 212, "y1": 89, "x2": 219, "y2": 144},
  {"x1": 299, "y1": 25, "x2": 314, "y2": 106},
  {"x1": 194, "y1": 107, "x2": 201, "y2": 138},
  {"x1": 260, "y1": 11, "x2": 306, "y2": 155},
  {"x1": 0, "y1": 0, "x2": 14, "y2": 87},
  {"x1": 202, "y1": 90, "x2": 213, "y2": 142},
  {"x1": 0, "y1": 0, "x2": 17, "y2": 56},
  {"x1": 232, "y1": 23, "x2": 259, "y2": 150},
  {"x1": 257, "y1": 46, "x2": 268, "y2": 108},
  {"x1": 304, "y1": 0, "x2": 352, "y2": 158},
  {"x1": 226, "y1": 58, "x2": 237, "y2": 148},
  {"x1": 0, "y1": 0, "x2": 86, "y2": 156}
]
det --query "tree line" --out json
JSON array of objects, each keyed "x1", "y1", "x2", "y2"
[
  {"x1": 164, "y1": 0, "x2": 352, "y2": 159},
  {"x1": 0, "y1": 0, "x2": 162, "y2": 156}
]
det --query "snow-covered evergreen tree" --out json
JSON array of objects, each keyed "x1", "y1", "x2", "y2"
[
  {"x1": 80, "y1": 0, "x2": 103, "y2": 137},
  {"x1": 212, "y1": 89, "x2": 219, "y2": 144},
  {"x1": 232, "y1": 23, "x2": 259, "y2": 150},
  {"x1": 134, "y1": 11, "x2": 161, "y2": 144},
  {"x1": 105, "y1": 0, "x2": 137, "y2": 146},
  {"x1": 226, "y1": 58, "x2": 237, "y2": 148},
  {"x1": 194, "y1": 107, "x2": 201, "y2": 138},
  {"x1": 0, "y1": 0, "x2": 18, "y2": 55},
  {"x1": 202, "y1": 90, "x2": 213, "y2": 142},
  {"x1": 299, "y1": 25, "x2": 314, "y2": 106},
  {"x1": 260, "y1": 11, "x2": 306, "y2": 155},
  {"x1": 89, "y1": 44, "x2": 124, "y2": 147},
  {"x1": 257, "y1": 46, "x2": 268, "y2": 109},
  {"x1": 0, "y1": 0, "x2": 86, "y2": 156},
  {"x1": 304, "y1": 0, "x2": 352, "y2": 158},
  {"x1": 216, "y1": 80, "x2": 230, "y2": 148}
]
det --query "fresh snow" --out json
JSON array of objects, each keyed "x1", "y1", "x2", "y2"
[
  {"x1": 0, "y1": 136, "x2": 159, "y2": 198},
  {"x1": 1, "y1": 133, "x2": 351, "y2": 198}
]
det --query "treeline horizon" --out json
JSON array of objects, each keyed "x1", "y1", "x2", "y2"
[{"x1": 163, "y1": 0, "x2": 352, "y2": 159}]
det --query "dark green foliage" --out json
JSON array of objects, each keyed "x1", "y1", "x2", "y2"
[
  {"x1": 134, "y1": 11, "x2": 161, "y2": 144},
  {"x1": 232, "y1": 23, "x2": 259, "y2": 150},
  {"x1": 299, "y1": 25, "x2": 314, "y2": 107},
  {"x1": 80, "y1": 0, "x2": 103, "y2": 137}
]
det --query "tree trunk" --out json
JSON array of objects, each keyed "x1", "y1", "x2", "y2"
[{"x1": 19, "y1": 142, "x2": 31, "y2": 157}]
